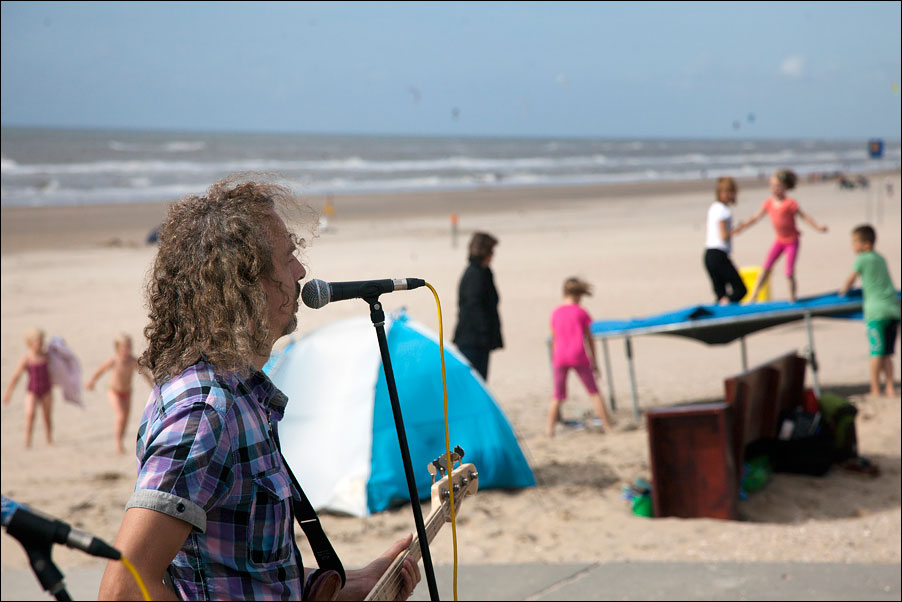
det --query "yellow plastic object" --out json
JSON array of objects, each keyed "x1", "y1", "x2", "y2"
[{"x1": 740, "y1": 266, "x2": 770, "y2": 302}]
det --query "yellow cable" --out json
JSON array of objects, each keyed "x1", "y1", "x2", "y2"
[
  {"x1": 120, "y1": 555, "x2": 152, "y2": 601},
  {"x1": 424, "y1": 282, "x2": 459, "y2": 602}
]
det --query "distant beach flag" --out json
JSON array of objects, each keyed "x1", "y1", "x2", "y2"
[{"x1": 868, "y1": 139, "x2": 884, "y2": 159}]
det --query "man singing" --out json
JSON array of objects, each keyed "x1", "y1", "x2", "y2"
[{"x1": 98, "y1": 176, "x2": 420, "y2": 600}]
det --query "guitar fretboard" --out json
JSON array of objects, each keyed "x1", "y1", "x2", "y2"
[{"x1": 365, "y1": 501, "x2": 451, "y2": 601}]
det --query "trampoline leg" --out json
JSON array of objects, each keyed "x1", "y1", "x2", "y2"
[
  {"x1": 625, "y1": 337, "x2": 639, "y2": 422},
  {"x1": 740, "y1": 336, "x2": 748, "y2": 372},
  {"x1": 546, "y1": 336, "x2": 553, "y2": 382},
  {"x1": 804, "y1": 312, "x2": 821, "y2": 398},
  {"x1": 601, "y1": 337, "x2": 616, "y2": 412}
]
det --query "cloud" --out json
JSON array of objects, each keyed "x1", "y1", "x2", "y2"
[{"x1": 780, "y1": 55, "x2": 806, "y2": 78}]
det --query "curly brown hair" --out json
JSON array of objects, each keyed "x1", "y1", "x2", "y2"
[{"x1": 141, "y1": 175, "x2": 310, "y2": 382}]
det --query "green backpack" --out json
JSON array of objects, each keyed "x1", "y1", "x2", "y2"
[{"x1": 817, "y1": 392, "x2": 859, "y2": 462}]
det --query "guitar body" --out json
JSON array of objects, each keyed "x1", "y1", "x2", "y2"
[{"x1": 306, "y1": 569, "x2": 343, "y2": 601}]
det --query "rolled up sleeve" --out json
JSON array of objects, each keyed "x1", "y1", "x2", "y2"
[
  {"x1": 126, "y1": 489, "x2": 208, "y2": 532},
  {"x1": 133, "y1": 398, "x2": 235, "y2": 531}
]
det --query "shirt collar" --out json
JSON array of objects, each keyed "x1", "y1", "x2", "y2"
[{"x1": 220, "y1": 366, "x2": 289, "y2": 422}]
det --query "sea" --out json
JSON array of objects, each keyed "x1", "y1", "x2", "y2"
[{"x1": 1, "y1": 127, "x2": 900, "y2": 207}]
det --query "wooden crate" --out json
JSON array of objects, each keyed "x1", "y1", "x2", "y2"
[{"x1": 646, "y1": 402, "x2": 738, "y2": 520}]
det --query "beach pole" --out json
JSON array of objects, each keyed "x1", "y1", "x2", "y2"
[
  {"x1": 450, "y1": 213, "x2": 459, "y2": 248},
  {"x1": 625, "y1": 337, "x2": 639, "y2": 421},
  {"x1": 803, "y1": 311, "x2": 821, "y2": 398},
  {"x1": 601, "y1": 336, "x2": 616, "y2": 411},
  {"x1": 740, "y1": 336, "x2": 748, "y2": 372},
  {"x1": 865, "y1": 185, "x2": 873, "y2": 223}
]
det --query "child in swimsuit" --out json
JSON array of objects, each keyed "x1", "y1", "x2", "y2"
[
  {"x1": 87, "y1": 334, "x2": 152, "y2": 454},
  {"x1": 733, "y1": 168, "x2": 828, "y2": 302},
  {"x1": 3, "y1": 328, "x2": 54, "y2": 448}
]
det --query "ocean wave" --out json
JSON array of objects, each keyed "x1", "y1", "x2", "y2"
[
  {"x1": 0, "y1": 155, "x2": 19, "y2": 173},
  {"x1": 109, "y1": 140, "x2": 207, "y2": 153},
  {"x1": 2, "y1": 157, "x2": 899, "y2": 208},
  {"x1": 4, "y1": 146, "x2": 887, "y2": 178}
]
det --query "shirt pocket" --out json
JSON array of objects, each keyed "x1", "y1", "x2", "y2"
[{"x1": 247, "y1": 468, "x2": 294, "y2": 567}]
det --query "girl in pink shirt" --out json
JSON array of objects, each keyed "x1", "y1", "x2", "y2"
[
  {"x1": 547, "y1": 278, "x2": 614, "y2": 437},
  {"x1": 733, "y1": 169, "x2": 828, "y2": 302}
]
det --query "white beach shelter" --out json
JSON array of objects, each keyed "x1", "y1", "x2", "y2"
[{"x1": 264, "y1": 310, "x2": 535, "y2": 516}]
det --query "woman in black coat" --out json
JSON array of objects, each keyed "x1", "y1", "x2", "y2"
[{"x1": 453, "y1": 232, "x2": 503, "y2": 381}]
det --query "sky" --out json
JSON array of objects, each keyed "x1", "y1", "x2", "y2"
[{"x1": 1, "y1": 1, "x2": 900, "y2": 139}]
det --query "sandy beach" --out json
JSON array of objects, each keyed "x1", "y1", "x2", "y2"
[{"x1": 2, "y1": 174, "x2": 900, "y2": 581}]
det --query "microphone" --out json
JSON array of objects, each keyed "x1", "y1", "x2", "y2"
[
  {"x1": 302, "y1": 278, "x2": 426, "y2": 309},
  {"x1": 2, "y1": 495, "x2": 121, "y2": 560}
]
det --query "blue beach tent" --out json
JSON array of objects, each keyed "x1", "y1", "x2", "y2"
[{"x1": 264, "y1": 309, "x2": 535, "y2": 516}]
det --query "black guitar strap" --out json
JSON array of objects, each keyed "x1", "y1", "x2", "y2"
[{"x1": 275, "y1": 434, "x2": 347, "y2": 588}]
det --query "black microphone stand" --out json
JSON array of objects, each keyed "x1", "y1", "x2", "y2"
[
  {"x1": 14, "y1": 536, "x2": 71, "y2": 601},
  {"x1": 365, "y1": 296, "x2": 440, "y2": 601}
]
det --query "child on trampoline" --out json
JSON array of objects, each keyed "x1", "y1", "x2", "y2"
[
  {"x1": 733, "y1": 168, "x2": 828, "y2": 302},
  {"x1": 547, "y1": 277, "x2": 614, "y2": 437},
  {"x1": 704, "y1": 176, "x2": 747, "y2": 304}
]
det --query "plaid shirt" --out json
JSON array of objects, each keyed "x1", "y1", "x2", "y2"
[{"x1": 127, "y1": 361, "x2": 304, "y2": 600}]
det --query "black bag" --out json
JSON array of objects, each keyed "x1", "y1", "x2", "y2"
[{"x1": 748, "y1": 409, "x2": 833, "y2": 476}]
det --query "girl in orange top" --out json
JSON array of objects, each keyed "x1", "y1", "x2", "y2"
[{"x1": 733, "y1": 169, "x2": 828, "y2": 302}]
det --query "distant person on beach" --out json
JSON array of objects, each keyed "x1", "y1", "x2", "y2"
[
  {"x1": 453, "y1": 231, "x2": 503, "y2": 381},
  {"x1": 86, "y1": 334, "x2": 153, "y2": 454},
  {"x1": 704, "y1": 177, "x2": 747, "y2": 304},
  {"x1": 547, "y1": 278, "x2": 613, "y2": 437},
  {"x1": 98, "y1": 176, "x2": 419, "y2": 601},
  {"x1": 2, "y1": 328, "x2": 54, "y2": 448},
  {"x1": 733, "y1": 168, "x2": 828, "y2": 302},
  {"x1": 840, "y1": 225, "x2": 900, "y2": 397}
]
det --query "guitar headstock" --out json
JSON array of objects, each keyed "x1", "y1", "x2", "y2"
[{"x1": 427, "y1": 446, "x2": 479, "y2": 520}]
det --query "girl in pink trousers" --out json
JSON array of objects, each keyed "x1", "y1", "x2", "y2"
[{"x1": 547, "y1": 278, "x2": 614, "y2": 437}]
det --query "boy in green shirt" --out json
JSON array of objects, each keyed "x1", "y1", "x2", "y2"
[{"x1": 840, "y1": 224, "x2": 901, "y2": 397}]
